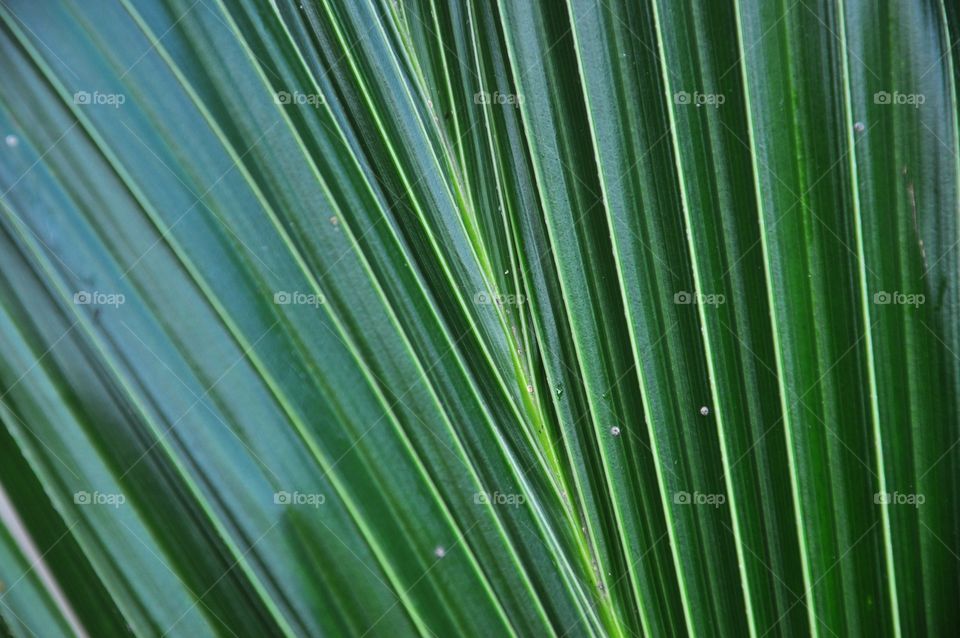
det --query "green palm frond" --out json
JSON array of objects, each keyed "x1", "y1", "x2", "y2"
[{"x1": 0, "y1": 1, "x2": 958, "y2": 636}]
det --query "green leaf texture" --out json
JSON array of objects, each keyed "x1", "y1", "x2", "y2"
[{"x1": 0, "y1": 1, "x2": 958, "y2": 636}]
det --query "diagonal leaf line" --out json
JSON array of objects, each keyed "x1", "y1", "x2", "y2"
[
  {"x1": 507, "y1": 517, "x2": 616, "y2": 638},
  {"x1": 594, "y1": 0, "x2": 681, "y2": 83},
  {"x1": 0, "y1": 121, "x2": 87, "y2": 282},
  {"x1": 0, "y1": 315, "x2": 84, "y2": 482},
  {"x1": 0, "y1": 155, "x2": 302, "y2": 635},
  {"x1": 119, "y1": 0, "x2": 200, "y2": 79},
  {"x1": 118, "y1": 119, "x2": 282, "y2": 280},
  {"x1": 160, "y1": 520, "x2": 280, "y2": 637},
  {"x1": 313, "y1": 517, "x2": 396, "y2": 594},
  {"x1": 718, "y1": 312, "x2": 879, "y2": 481},
  {"x1": 0, "y1": 320, "x2": 79, "y2": 404},
  {"x1": 7, "y1": 3, "x2": 544, "y2": 636},
  {"x1": 359, "y1": 519, "x2": 482, "y2": 638},
  {"x1": 760, "y1": 521, "x2": 878, "y2": 638},
  {"x1": 313, "y1": 325, "x2": 471, "y2": 483},
  {"x1": 797, "y1": 402, "x2": 878, "y2": 480},
  {"x1": 537, "y1": 320, "x2": 684, "y2": 484},
  {"x1": 312, "y1": 308, "x2": 569, "y2": 630},
  {"x1": 0, "y1": 482, "x2": 84, "y2": 636},
  {"x1": 722, "y1": 322, "x2": 873, "y2": 478},
  {"x1": 835, "y1": 2, "x2": 903, "y2": 625},
  {"x1": 118, "y1": 320, "x2": 284, "y2": 483},
  {"x1": 307, "y1": 316, "x2": 553, "y2": 631},
  {"x1": 719, "y1": 522, "x2": 840, "y2": 638},
  {"x1": 118, "y1": 320, "x2": 281, "y2": 481},
  {"x1": 721, "y1": 522, "x2": 799, "y2": 596},
  {"x1": 559, "y1": 531, "x2": 669, "y2": 638},
  {"x1": 213, "y1": 0, "x2": 538, "y2": 469},
  {"x1": 286, "y1": 113, "x2": 486, "y2": 296},
  {"x1": 0, "y1": 599, "x2": 42, "y2": 638},
  {"x1": 797, "y1": 0, "x2": 880, "y2": 80},
  {"x1": 0, "y1": 520, "x2": 80, "y2": 602},
  {"x1": 118, "y1": 520, "x2": 241, "y2": 638},
  {"x1": 920, "y1": 520, "x2": 960, "y2": 561},
  {"x1": 806, "y1": 206, "x2": 881, "y2": 280},
  {"x1": 0, "y1": 0, "x2": 79, "y2": 80},
  {"x1": 719, "y1": 0, "x2": 799, "y2": 81},
  {"x1": 0, "y1": 200, "x2": 84, "y2": 284},
  {"x1": 0, "y1": 121, "x2": 80, "y2": 202},
  {"x1": 918, "y1": 36, "x2": 960, "y2": 81},
  {"x1": 556, "y1": 128, "x2": 683, "y2": 280},
  {"x1": 0, "y1": 399, "x2": 82, "y2": 480},
  {"x1": 718, "y1": 119, "x2": 878, "y2": 282},
  {"x1": 405, "y1": 2, "x2": 480, "y2": 83},
  {"x1": 194, "y1": 0, "x2": 284, "y2": 82},
  {"x1": 719, "y1": 308, "x2": 879, "y2": 481},
  {"x1": 533, "y1": 128, "x2": 676, "y2": 279},
  {"x1": 718, "y1": 118, "x2": 799, "y2": 199}
]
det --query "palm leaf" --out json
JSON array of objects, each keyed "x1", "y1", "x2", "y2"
[{"x1": 0, "y1": 0, "x2": 958, "y2": 636}]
